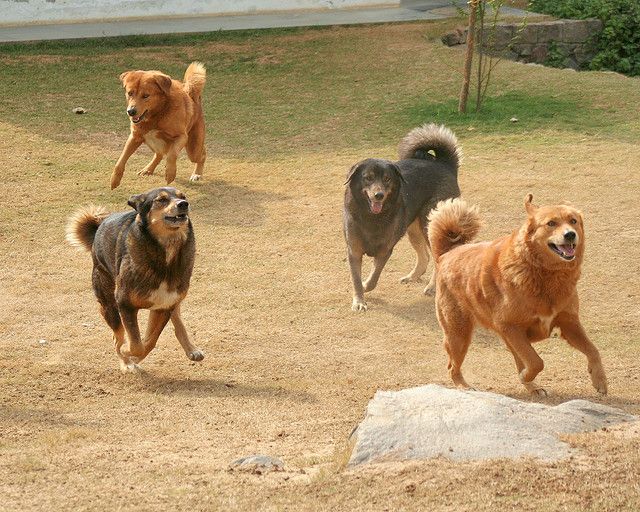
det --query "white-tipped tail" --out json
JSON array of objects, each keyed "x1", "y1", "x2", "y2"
[{"x1": 398, "y1": 123, "x2": 462, "y2": 170}]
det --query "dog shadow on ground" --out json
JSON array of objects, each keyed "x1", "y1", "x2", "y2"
[
  {"x1": 134, "y1": 371, "x2": 316, "y2": 403},
  {"x1": 366, "y1": 292, "x2": 441, "y2": 330},
  {"x1": 176, "y1": 177, "x2": 290, "y2": 228}
]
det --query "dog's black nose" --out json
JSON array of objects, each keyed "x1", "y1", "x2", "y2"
[
  {"x1": 176, "y1": 199, "x2": 189, "y2": 211},
  {"x1": 374, "y1": 192, "x2": 384, "y2": 200},
  {"x1": 564, "y1": 230, "x2": 577, "y2": 242},
  {"x1": 127, "y1": 107, "x2": 137, "y2": 116}
]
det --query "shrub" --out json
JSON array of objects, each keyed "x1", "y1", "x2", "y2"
[{"x1": 530, "y1": 0, "x2": 640, "y2": 75}]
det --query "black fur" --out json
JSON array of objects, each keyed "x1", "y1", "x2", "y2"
[{"x1": 343, "y1": 124, "x2": 461, "y2": 310}]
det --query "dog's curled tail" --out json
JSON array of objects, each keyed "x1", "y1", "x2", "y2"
[
  {"x1": 398, "y1": 123, "x2": 462, "y2": 171},
  {"x1": 428, "y1": 198, "x2": 481, "y2": 262},
  {"x1": 183, "y1": 61, "x2": 206, "y2": 99},
  {"x1": 65, "y1": 206, "x2": 109, "y2": 252}
]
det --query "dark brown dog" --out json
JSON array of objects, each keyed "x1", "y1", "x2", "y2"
[
  {"x1": 428, "y1": 195, "x2": 607, "y2": 395},
  {"x1": 110, "y1": 62, "x2": 207, "y2": 189},
  {"x1": 66, "y1": 187, "x2": 203, "y2": 372},
  {"x1": 343, "y1": 124, "x2": 461, "y2": 311}
]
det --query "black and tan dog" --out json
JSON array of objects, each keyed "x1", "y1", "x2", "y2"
[
  {"x1": 66, "y1": 187, "x2": 203, "y2": 372},
  {"x1": 343, "y1": 123, "x2": 461, "y2": 311}
]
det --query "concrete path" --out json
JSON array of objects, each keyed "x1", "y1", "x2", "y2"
[{"x1": 0, "y1": 1, "x2": 528, "y2": 43}]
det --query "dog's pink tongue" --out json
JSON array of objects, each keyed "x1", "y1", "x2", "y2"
[
  {"x1": 370, "y1": 201, "x2": 383, "y2": 214},
  {"x1": 559, "y1": 244, "x2": 576, "y2": 256}
]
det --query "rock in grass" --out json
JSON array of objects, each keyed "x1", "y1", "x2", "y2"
[
  {"x1": 72, "y1": 107, "x2": 87, "y2": 114},
  {"x1": 229, "y1": 455, "x2": 284, "y2": 474},
  {"x1": 348, "y1": 384, "x2": 637, "y2": 466}
]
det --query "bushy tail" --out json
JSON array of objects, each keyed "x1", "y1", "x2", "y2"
[
  {"x1": 65, "y1": 206, "x2": 109, "y2": 252},
  {"x1": 428, "y1": 198, "x2": 481, "y2": 262},
  {"x1": 183, "y1": 61, "x2": 206, "y2": 99},
  {"x1": 398, "y1": 123, "x2": 462, "y2": 172}
]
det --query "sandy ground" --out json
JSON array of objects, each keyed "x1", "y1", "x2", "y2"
[{"x1": 1, "y1": 22, "x2": 639, "y2": 512}]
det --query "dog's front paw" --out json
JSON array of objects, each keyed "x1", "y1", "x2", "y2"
[
  {"x1": 423, "y1": 284, "x2": 435, "y2": 296},
  {"x1": 589, "y1": 365, "x2": 608, "y2": 395},
  {"x1": 352, "y1": 299, "x2": 368, "y2": 312},
  {"x1": 189, "y1": 174, "x2": 202, "y2": 182},
  {"x1": 188, "y1": 349, "x2": 205, "y2": 362},
  {"x1": 119, "y1": 360, "x2": 141, "y2": 374}
]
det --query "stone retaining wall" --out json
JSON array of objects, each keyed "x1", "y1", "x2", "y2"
[{"x1": 443, "y1": 19, "x2": 603, "y2": 70}]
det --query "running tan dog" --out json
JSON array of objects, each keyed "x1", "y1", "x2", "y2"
[
  {"x1": 428, "y1": 194, "x2": 607, "y2": 396},
  {"x1": 110, "y1": 62, "x2": 206, "y2": 189}
]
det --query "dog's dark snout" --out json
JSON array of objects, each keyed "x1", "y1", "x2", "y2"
[
  {"x1": 374, "y1": 192, "x2": 384, "y2": 200},
  {"x1": 176, "y1": 199, "x2": 189, "y2": 211},
  {"x1": 564, "y1": 230, "x2": 577, "y2": 242},
  {"x1": 127, "y1": 107, "x2": 137, "y2": 116}
]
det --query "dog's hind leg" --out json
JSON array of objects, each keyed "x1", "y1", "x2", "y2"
[
  {"x1": 555, "y1": 312, "x2": 607, "y2": 395},
  {"x1": 436, "y1": 286, "x2": 475, "y2": 388},
  {"x1": 186, "y1": 122, "x2": 206, "y2": 182},
  {"x1": 138, "y1": 152, "x2": 163, "y2": 177},
  {"x1": 400, "y1": 218, "x2": 429, "y2": 285},
  {"x1": 171, "y1": 304, "x2": 204, "y2": 361},
  {"x1": 363, "y1": 249, "x2": 393, "y2": 293}
]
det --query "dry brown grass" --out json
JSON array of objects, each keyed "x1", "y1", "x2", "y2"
[{"x1": 1, "y1": 21, "x2": 639, "y2": 511}]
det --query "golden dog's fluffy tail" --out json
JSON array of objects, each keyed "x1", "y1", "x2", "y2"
[
  {"x1": 183, "y1": 61, "x2": 206, "y2": 99},
  {"x1": 428, "y1": 198, "x2": 481, "y2": 261},
  {"x1": 65, "y1": 206, "x2": 109, "y2": 252},
  {"x1": 398, "y1": 123, "x2": 462, "y2": 171}
]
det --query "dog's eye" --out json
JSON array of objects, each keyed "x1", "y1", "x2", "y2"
[
  {"x1": 547, "y1": 221, "x2": 557, "y2": 227},
  {"x1": 155, "y1": 196, "x2": 169, "y2": 205},
  {"x1": 570, "y1": 218, "x2": 577, "y2": 225},
  {"x1": 127, "y1": 91, "x2": 133, "y2": 97},
  {"x1": 142, "y1": 94, "x2": 150, "y2": 99},
  {"x1": 383, "y1": 176, "x2": 391, "y2": 183}
]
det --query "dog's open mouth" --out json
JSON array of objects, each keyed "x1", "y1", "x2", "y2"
[
  {"x1": 164, "y1": 213, "x2": 188, "y2": 225},
  {"x1": 368, "y1": 198, "x2": 384, "y2": 214},
  {"x1": 548, "y1": 243, "x2": 576, "y2": 261},
  {"x1": 131, "y1": 111, "x2": 147, "y2": 124}
]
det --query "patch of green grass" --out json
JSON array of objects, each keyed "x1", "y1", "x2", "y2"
[{"x1": 388, "y1": 91, "x2": 611, "y2": 137}]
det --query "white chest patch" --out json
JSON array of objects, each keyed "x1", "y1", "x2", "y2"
[
  {"x1": 147, "y1": 282, "x2": 181, "y2": 310},
  {"x1": 144, "y1": 130, "x2": 167, "y2": 154}
]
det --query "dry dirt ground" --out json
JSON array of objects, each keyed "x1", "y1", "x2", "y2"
[{"x1": 1, "y1": 22, "x2": 639, "y2": 511}]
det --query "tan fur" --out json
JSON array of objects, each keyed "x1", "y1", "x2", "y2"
[
  {"x1": 428, "y1": 195, "x2": 607, "y2": 396},
  {"x1": 110, "y1": 61, "x2": 207, "y2": 189},
  {"x1": 65, "y1": 205, "x2": 109, "y2": 252}
]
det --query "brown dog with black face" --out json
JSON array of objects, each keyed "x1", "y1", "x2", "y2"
[
  {"x1": 66, "y1": 187, "x2": 203, "y2": 372},
  {"x1": 428, "y1": 194, "x2": 607, "y2": 396},
  {"x1": 110, "y1": 62, "x2": 206, "y2": 189}
]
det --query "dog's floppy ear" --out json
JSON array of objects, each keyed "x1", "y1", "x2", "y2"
[
  {"x1": 153, "y1": 73, "x2": 173, "y2": 95},
  {"x1": 344, "y1": 162, "x2": 363, "y2": 185},
  {"x1": 127, "y1": 193, "x2": 145, "y2": 212},
  {"x1": 390, "y1": 163, "x2": 407, "y2": 184},
  {"x1": 524, "y1": 193, "x2": 537, "y2": 215},
  {"x1": 119, "y1": 71, "x2": 131, "y2": 86}
]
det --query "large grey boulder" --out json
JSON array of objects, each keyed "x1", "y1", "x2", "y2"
[{"x1": 349, "y1": 384, "x2": 636, "y2": 466}]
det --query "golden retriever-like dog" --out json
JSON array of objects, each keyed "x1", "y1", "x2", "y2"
[
  {"x1": 427, "y1": 194, "x2": 607, "y2": 396},
  {"x1": 110, "y1": 61, "x2": 206, "y2": 189}
]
